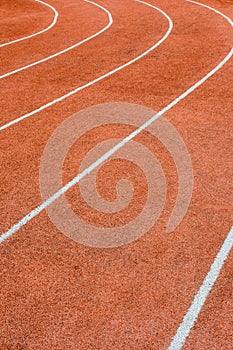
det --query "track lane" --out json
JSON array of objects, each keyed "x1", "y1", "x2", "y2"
[
  {"x1": 0, "y1": 0, "x2": 232, "y2": 349},
  {"x1": 0, "y1": 0, "x2": 113, "y2": 79},
  {"x1": 0, "y1": 0, "x2": 58, "y2": 48}
]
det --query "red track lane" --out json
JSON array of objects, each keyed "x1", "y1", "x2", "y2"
[
  {"x1": 0, "y1": 0, "x2": 233, "y2": 349},
  {"x1": 0, "y1": 0, "x2": 55, "y2": 44}
]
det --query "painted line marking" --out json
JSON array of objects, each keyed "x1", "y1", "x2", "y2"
[
  {"x1": 168, "y1": 226, "x2": 233, "y2": 350},
  {"x1": 0, "y1": 1, "x2": 113, "y2": 79},
  {"x1": 168, "y1": 1, "x2": 232, "y2": 348},
  {"x1": 0, "y1": 0, "x2": 173, "y2": 131},
  {"x1": 0, "y1": 0, "x2": 58, "y2": 48}
]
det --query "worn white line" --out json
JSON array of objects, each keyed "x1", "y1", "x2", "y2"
[
  {"x1": 1, "y1": 1, "x2": 232, "y2": 243},
  {"x1": 0, "y1": 0, "x2": 113, "y2": 79},
  {"x1": 168, "y1": 1, "x2": 233, "y2": 349},
  {"x1": 0, "y1": 0, "x2": 173, "y2": 131},
  {"x1": 0, "y1": 0, "x2": 58, "y2": 48}
]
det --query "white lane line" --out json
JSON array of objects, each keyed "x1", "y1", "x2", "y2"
[
  {"x1": 187, "y1": 0, "x2": 233, "y2": 25},
  {"x1": 168, "y1": 1, "x2": 233, "y2": 349},
  {"x1": 1, "y1": 34, "x2": 233, "y2": 242},
  {"x1": 0, "y1": 1, "x2": 113, "y2": 79},
  {"x1": 167, "y1": 227, "x2": 233, "y2": 350},
  {"x1": 0, "y1": 0, "x2": 58, "y2": 48},
  {"x1": 0, "y1": 0, "x2": 173, "y2": 132}
]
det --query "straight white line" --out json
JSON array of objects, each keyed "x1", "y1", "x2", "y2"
[
  {"x1": 167, "y1": 227, "x2": 233, "y2": 350},
  {"x1": 0, "y1": 0, "x2": 173, "y2": 132},
  {"x1": 0, "y1": 45, "x2": 232, "y2": 244},
  {"x1": 0, "y1": 0, "x2": 58, "y2": 48},
  {"x1": 168, "y1": 1, "x2": 233, "y2": 349},
  {"x1": 0, "y1": 1, "x2": 113, "y2": 79}
]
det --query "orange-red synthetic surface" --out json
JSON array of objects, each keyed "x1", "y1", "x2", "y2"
[{"x1": 0, "y1": 0, "x2": 232, "y2": 349}]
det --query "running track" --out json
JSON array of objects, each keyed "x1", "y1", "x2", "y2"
[{"x1": 0, "y1": 0, "x2": 232, "y2": 349}]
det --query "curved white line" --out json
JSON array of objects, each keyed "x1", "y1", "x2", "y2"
[
  {"x1": 0, "y1": 0, "x2": 173, "y2": 131},
  {"x1": 187, "y1": 0, "x2": 233, "y2": 25},
  {"x1": 168, "y1": 1, "x2": 233, "y2": 349},
  {"x1": 0, "y1": 0, "x2": 113, "y2": 79},
  {"x1": 0, "y1": 0, "x2": 58, "y2": 48}
]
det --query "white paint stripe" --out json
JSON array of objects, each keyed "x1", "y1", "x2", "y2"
[
  {"x1": 0, "y1": 0, "x2": 173, "y2": 132},
  {"x1": 167, "y1": 226, "x2": 233, "y2": 350},
  {"x1": 187, "y1": 0, "x2": 233, "y2": 25},
  {"x1": 0, "y1": 1, "x2": 113, "y2": 79},
  {"x1": 0, "y1": 0, "x2": 58, "y2": 48},
  {"x1": 167, "y1": 1, "x2": 233, "y2": 349},
  {"x1": 0, "y1": 45, "x2": 232, "y2": 244}
]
